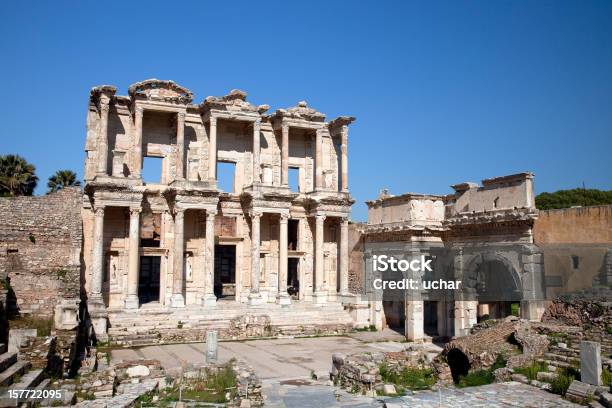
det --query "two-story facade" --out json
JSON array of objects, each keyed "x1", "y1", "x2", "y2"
[{"x1": 82, "y1": 79, "x2": 357, "y2": 341}]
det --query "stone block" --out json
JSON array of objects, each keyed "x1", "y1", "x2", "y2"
[
  {"x1": 8, "y1": 329, "x2": 37, "y2": 353},
  {"x1": 581, "y1": 341, "x2": 602, "y2": 386},
  {"x1": 206, "y1": 330, "x2": 218, "y2": 363},
  {"x1": 127, "y1": 365, "x2": 150, "y2": 378},
  {"x1": 383, "y1": 384, "x2": 397, "y2": 395}
]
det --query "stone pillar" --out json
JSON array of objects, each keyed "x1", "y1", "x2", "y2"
[
  {"x1": 124, "y1": 207, "x2": 141, "y2": 309},
  {"x1": 248, "y1": 211, "x2": 263, "y2": 305},
  {"x1": 171, "y1": 208, "x2": 185, "y2": 307},
  {"x1": 520, "y1": 300, "x2": 547, "y2": 321},
  {"x1": 580, "y1": 341, "x2": 602, "y2": 385},
  {"x1": 96, "y1": 100, "x2": 110, "y2": 175},
  {"x1": 405, "y1": 300, "x2": 424, "y2": 341},
  {"x1": 208, "y1": 116, "x2": 217, "y2": 182},
  {"x1": 203, "y1": 209, "x2": 217, "y2": 307},
  {"x1": 277, "y1": 214, "x2": 290, "y2": 305},
  {"x1": 315, "y1": 128, "x2": 323, "y2": 189},
  {"x1": 176, "y1": 112, "x2": 185, "y2": 180},
  {"x1": 90, "y1": 206, "x2": 105, "y2": 301},
  {"x1": 281, "y1": 123, "x2": 289, "y2": 187},
  {"x1": 313, "y1": 214, "x2": 327, "y2": 304},
  {"x1": 252, "y1": 119, "x2": 261, "y2": 183},
  {"x1": 340, "y1": 125, "x2": 348, "y2": 192},
  {"x1": 133, "y1": 106, "x2": 144, "y2": 178},
  {"x1": 453, "y1": 300, "x2": 477, "y2": 337},
  {"x1": 339, "y1": 217, "x2": 349, "y2": 296}
]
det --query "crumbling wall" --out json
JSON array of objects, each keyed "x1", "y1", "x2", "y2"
[
  {"x1": 0, "y1": 187, "x2": 82, "y2": 317},
  {"x1": 348, "y1": 222, "x2": 364, "y2": 294},
  {"x1": 534, "y1": 205, "x2": 612, "y2": 245}
]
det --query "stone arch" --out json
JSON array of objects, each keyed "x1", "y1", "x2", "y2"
[
  {"x1": 463, "y1": 252, "x2": 523, "y2": 303},
  {"x1": 446, "y1": 348, "x2": 470, "y2": 383}
]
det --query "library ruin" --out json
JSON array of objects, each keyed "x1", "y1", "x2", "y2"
[{"x1": 82, "y1": 79, "x2": 362, "y2": 342}]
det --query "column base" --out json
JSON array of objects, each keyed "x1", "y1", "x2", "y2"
[
  {"x1": 87, "y1": 299, "x2": 108, "y2": 342},
  {"x1": 312, "y1": 291, "x2": 328, "y2": 305},
  {"x1": 202, "y1": 294, "x2": 217, "y2": 308},
  {"x1": 170, "y1": 294, "x2": 185, "y2": 308},
  {"x1": 338, "y1": 292, "x2": 355, "y2": 304},
  {"x1": 124, "y1": 295, "x2": 139, "y2": 309},
  {"x1": 248, "y1": 292, "x2": 264, "y2": 306},
  {"x1": 277, "y1": 293, "x2": 291, "y2": 306}
]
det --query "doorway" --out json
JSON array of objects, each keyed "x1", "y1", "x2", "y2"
[
  {"x1": 214, "y1": 245, "x2": 236, "y2": 299},
  {"x1": 424, "y1": 301, "x2": 438, "y2": 336},
  {"x1": 138, "y1": 256, "x2": 160, "y2": 304},
  {"x1": 287, "y1": 258, "x2": 300, "y2": 299}
]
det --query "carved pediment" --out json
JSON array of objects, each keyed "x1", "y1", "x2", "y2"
[
  {"x1": 272, "y1": 101, "x2": 326, "y2": 122},
  {"x1": 128, "y1": 79, "x2": 193, "y2": 104},
  {"x1": 201, "y1": 89, "x2": 269, "y2": 114}
]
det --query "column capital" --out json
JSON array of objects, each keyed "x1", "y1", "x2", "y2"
[
  {"x1": 340, "y1": 216, "x2": 349, "y2": 225},
  {"x1": 207, "y1": 208, "x2": 218, "y2": 217},
  {"x1": 250, "y1": 210, "x2": 263, "y2": 219},
  {"x1": 281, "y1": 122, "x2": 289, "y2": 132},
  {"x1": 280, "y1": 213, "x2": 290, "y2": 222},
  {"x1": 135, "y1": 105, "x2": 144, "y2": 116},
  {"x1": 315, "y1": 214, "x2": 326, "y2": 222},
  {"x1": 93, "y1": 206, "x2": 105, "y2": 217},
  {"x1": 129, "y1": 207, "x2": 142, "y2": 215},
  {"x1": 173, "y1": 207, "x2": 185, "y2": 218},
  {"x1": 209, "y1": 115, "x2": 217, "y2": 126},
  {"x1": 177, "y1": 111, "x2": 186, "y2": 120}
]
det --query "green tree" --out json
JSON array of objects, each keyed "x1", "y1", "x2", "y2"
[
  {"x1": 536, "y1": 188, "x2": 612, "y2": 210},
  {"x1": 0, "y1": 154, "x2": 38, "y2": 197},
  {"x1": 47, "y1": 170, "x2": 81, "y2": 193}
]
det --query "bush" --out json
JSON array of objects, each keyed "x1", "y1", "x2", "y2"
[
  {"x1": 550, "y1": 369, "x2": 575, "y2": 396},
  {"x1": 379, "y1": 363, "x2": 436, "y2": 390},
  {"x1": 457, "y1": 369, "x2": 494, "y2": 388},
  {"x1": 603, "y1": 369, "x2": 612, "y2": 387},
  {"x1": 513, "y1": 361, "x2": 548, "y2": 381}
]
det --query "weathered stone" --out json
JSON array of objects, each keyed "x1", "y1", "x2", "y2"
[
  {"x1": 581, "y1": 341, "x2": 602, "y2": 386},
  {"x1": 383, "y1": 384, "x2": 397, "y2": 395},
  {"x1": 126, "y1": 365, "x2": 150, "y2": 378}
]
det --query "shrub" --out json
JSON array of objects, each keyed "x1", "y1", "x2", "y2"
[
  {"x1": 550, "y1": 370, "x2": 575, "y2": 396},
  {"x1": 603, "y1": 369, "x2": 612, "y2": 387},
  {"x1": 379, "y1": 363, "x2": 436, "y2": 390},
  {"x1": 457, "y1": 369, "x2": 494, "y2": 388},
  {"x1": 513, "y1": 360, "x2": 548, "y2": 381}
]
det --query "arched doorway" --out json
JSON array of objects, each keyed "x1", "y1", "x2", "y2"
[{"x1": 465, "y1": 253, "x2": 522, "y2": 321}]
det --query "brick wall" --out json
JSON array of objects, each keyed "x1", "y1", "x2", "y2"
[{"x1": 0, "y1": 187, "x2": 82, "y2": 316}]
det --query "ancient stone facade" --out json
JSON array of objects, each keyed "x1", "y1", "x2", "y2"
[
  {"x1": 82, "y1": 79, "x2": 358, "y2": 340},
  {"x1": 360, "y1": 173, "x2": 547, "y2": 340},
  {"x1": 0, "y1": 187, "x2": 82, "y2": 318}
]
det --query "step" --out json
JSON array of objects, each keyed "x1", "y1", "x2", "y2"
[
  {"x1": 0, "y1": 369, "x2": 45, "y2": 406},
  {"x1": 0, "y1": 354, "x2": 17, "y2": 374},
  {"x1": 0, "y1": 361, "x2": 31, "y2": 387}
]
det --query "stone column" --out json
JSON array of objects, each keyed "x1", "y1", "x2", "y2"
[
  {"x1": 133, "y1": 106, "x2": 144, "y2": 178},
  {"x1": 340, "y1": 125, "x2": 348, "y2": 192},
  {"x1": 96, "y1": 101, "x2": 110, "y2": 175},
  {"x1": 339, "y1": 217, "x2": 349, "y2": 296},
  {"x1": 313, "y1": 214, "x2": 327, "y2": 304},
  {"x1": 281, "y1": 123, "x2": 289, "y2": 187},
  {"x1": 277, "y1": 213, "x2": 290, "y2": 305},
  {"x1": 171, "y1": 208, "x2": 185, "y2": 307},
  {"x1": 405, "y1": 300, "x2": 424, "y2": 341},
  {"x1": 203, "y1": 209, "x2": 217, "y2": 307},
  {"x1": 176, "y1": 111, "x2": 185, "y2": 180},
  {"x1": 315, "y1": 128, "x2": 323, "y2": 189},
  {"x1": 248, "y1": 211, "x2": 263, "y2": 305},
  {"x1": 125, "y1": 207, "x2": 141, "y2": 309},
  {"x1": 90, "y1": 206, "x2": 105, "y2": 301},
  {"x1": 252, "y1": 119, "x2": 261, "y2": 183},
  {"x1": 208, "y1": 116, "x2": 217, "y2": 182}
]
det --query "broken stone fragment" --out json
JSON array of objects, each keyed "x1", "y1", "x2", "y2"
[{"x1": 126, "y1": 364, "x2": 150, "y2": 377}]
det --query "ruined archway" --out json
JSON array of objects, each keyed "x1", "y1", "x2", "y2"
[
  {"x1": 464, "y1": 252, "x2": 522, "y2": 320},
  {"x1": 447, "y1": 348, "x2": 470, "y2": 383}
]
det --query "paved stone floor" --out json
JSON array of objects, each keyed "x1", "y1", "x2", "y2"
[
  {"x1": 110, "y1": 336, "x2": 578, "y2": 407},
  {"x1": 384, "y1": 382, "x2": 580, "y2": 407}
]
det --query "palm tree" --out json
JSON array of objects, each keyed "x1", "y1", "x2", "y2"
[
  {"x1": 47, "y1": 170, "x2": 81, "y2": 193},
  {"x1": 0, "y1": 155, "x2": 38, "y2": 197}
]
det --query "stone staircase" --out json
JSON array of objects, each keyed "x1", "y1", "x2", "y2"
[
  {"x1": 537, "y1": 329, "x2": 612, "y2": 372},
  {"x1": 0, "y1": 345, "x2": 46, "y2": 408},
  {"x1": 107, "y1": 301, "x2": 355, "y2": 346}
]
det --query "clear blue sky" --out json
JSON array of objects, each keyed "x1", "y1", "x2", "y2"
[{"x1": 1, "y1": 1, "x2": 610, "y2": 221}]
